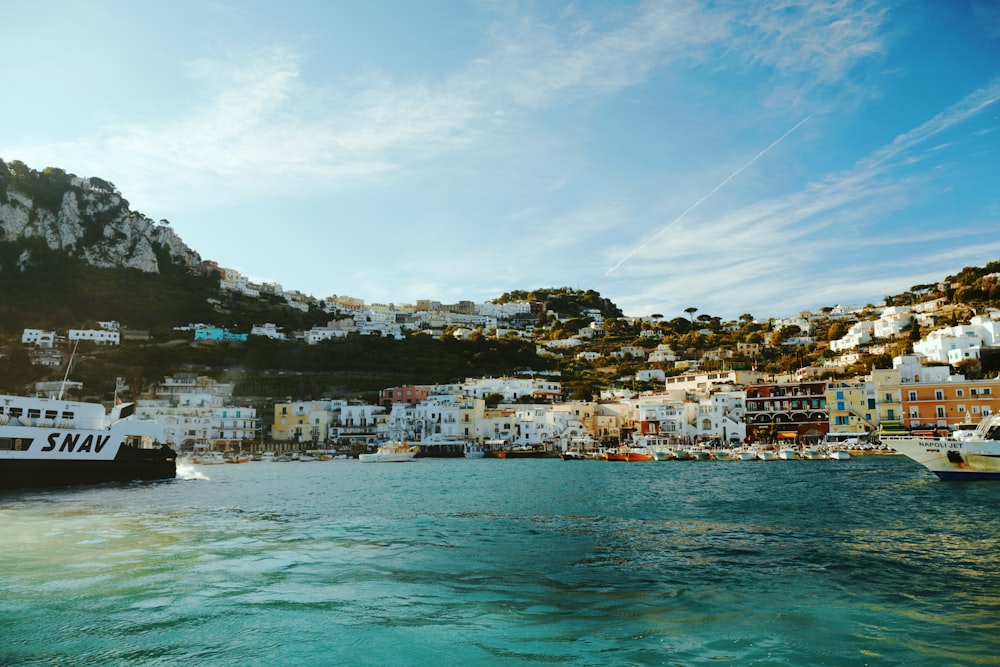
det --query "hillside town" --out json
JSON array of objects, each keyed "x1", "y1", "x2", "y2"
[{"x1": 18, "y1": 263, "x2": 1000, "y2": 457}]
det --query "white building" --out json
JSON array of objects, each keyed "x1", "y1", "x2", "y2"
[
  {"x1": 250, "y1": 323, "x2": 287, "y2": 340},
  {"x1": 304, "y1": 326, "x2": 351, "y2": 344},
  {"x1": 648, "y1": 343, "x2": 677, "y2": 364},
  {"x1": 434, "y1": 377, "x2": 563, "y2": 402},
  {"x1": 502, "y1": 301, "x2": 534, "y2": 317},
  {"x1": 613, "y1": 346, "x2": 645, "y2": 359},
  {"x1": 21, "y1": 329, "x2": 55, "y2": 348},
  {"x1": 913, "y1": 316, "x2": 1000, "y2": 364},
  {"x1": 874, "y1": 306, "x2": 913, "y2": 339},
  {"x1": 145, "y1": 405, "x2": 257, "y2": 448},
  {"x1": 773, "y1": 316, "x2": 815, "y2": 335},
  {"x1": 694, "y1": 391, "x2": 746, "y2": 443},
  {"x1": 829, "y1": 320, "x2": 875, "y2": 352},
  {"x1": 68, "y1": 328, "x2": 120, "y2": 345}
]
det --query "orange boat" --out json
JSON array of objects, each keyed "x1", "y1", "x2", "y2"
[
  {"x1": 625, "y1": 447, "x2": 654, "y2": 462},
  {"x1": 604, "y1": 447, "x2": 628, "y2": 461}
]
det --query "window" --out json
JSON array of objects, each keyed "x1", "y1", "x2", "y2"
[
  {"x1": 908, "y1": 391, "x2": 917, "y2": 401},
  {"x1": 973, "y1": 406, "x2": 981, "y2": 414},
  {"x1": 934, "y1": 390, "x2": 944, "y2": 400},
  {"x1": 984, "y1": 388, "x2": 992, "y2": 396},
  {"x1": 958, "y1": 405, "x2": 966, "y2": 413},
  {"x1": 956, "y1": 389, "x2": 964, "y2": 397},
  {"x1": 936, "y1": 406, "x2": 946, "y2": 418}
]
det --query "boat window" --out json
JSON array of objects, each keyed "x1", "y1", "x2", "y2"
[
  {"x1": 9, "y1": 408, "x2": 22, "y2": 418},
  {"x1": 44, "y1": 410, "x2": 58, "y2": 420},
  {"x1": 27, "y1": 409, "x2": 41, "y2": 419},
  {"x1": 0, "y1": 437, "x2": 32, "y2": 450},
  {"x1": 62, "y1": 411, "x2": 74, "y2": 420}
]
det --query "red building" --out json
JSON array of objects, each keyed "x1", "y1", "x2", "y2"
[
  {"x1": 379, "y1": 385, "x2": 432, "y2": 407},
  {"x1": 745, "y1": 381, "x2": 829, "y2": 442}
]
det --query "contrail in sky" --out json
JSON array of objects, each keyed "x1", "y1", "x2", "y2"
[{"x1": 605, "y1": 113, "x2": 813, "y2": 276}]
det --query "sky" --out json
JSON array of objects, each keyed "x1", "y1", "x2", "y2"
[{"x1": 1, "y1": 1, "x2": 999, "y2": 321}]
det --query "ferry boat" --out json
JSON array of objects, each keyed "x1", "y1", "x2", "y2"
[
  {"x1": 0, "y1": 394, "x2": 174, "y2": 489},
  {"x1": 880, "y1": 414, "x2": 1000, "y2": 480}
]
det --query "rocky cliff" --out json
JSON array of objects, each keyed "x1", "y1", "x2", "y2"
[{"x1": 0, "y1": 159, "x2": 201, "y2": 273}]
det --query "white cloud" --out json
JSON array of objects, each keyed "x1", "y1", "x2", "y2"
[{"x1": 603, "y1": 77, "x2": 1000, "y2": 317}]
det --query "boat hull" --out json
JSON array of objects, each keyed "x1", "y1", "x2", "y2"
[
  {"x1": 0, "y1": 444, "x2": 176, "y2": 490},
  {"x1": 884, "y1": 435, "x2": 1000, "y2": 479},
  {"x1": 359, "y1": 452, "x2": 416, "y2": 463},
  {"x1": 506, "y1": 449, "x2": 558, "y2": 459}
]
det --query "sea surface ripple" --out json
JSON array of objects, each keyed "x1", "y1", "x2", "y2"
[{"x1": 2, "y1": 456, "x2": 999, "y2": 666}]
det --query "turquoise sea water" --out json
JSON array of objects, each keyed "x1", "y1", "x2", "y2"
[{"x1": 2, "y1": 456, "x2": 999, "y2": 666}]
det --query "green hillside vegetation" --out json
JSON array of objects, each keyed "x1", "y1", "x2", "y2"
[
  {"x1": 2, "y1": 153, "x2": 1000, "y2": 404},
  {"x1": 0, "y1": 240, "x2": 217, "y2": 333},
  {"x1": 3, "y1": 252, "x2": 1000, "y2": 405}
]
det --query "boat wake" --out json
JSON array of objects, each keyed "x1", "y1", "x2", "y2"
[{"x1": 176, "y1": 461, "x2": 209, "y2": 481}]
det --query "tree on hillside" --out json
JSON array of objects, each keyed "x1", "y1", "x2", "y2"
[{"x1": 827, "y1": 321, "x2": 847, "y2": 342}]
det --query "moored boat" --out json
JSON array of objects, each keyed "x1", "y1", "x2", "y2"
[
  {"x1": 192, "y1": 451, "x2": 225, "y2": 465},
  {"x1": 625, "y1": 446, "x2": 655, "y2": 462},
  {"x1": 777, "y1": 447, "x2": 797, "y2": 460},
  {"x1": 880, "y1": 414, "x2": 1000, "y2": 480},
  {"x1": 561, "y1": 448, "x2": 586, "y2": 460},
  {"x1": 506, "y1": 444, "x2": 557, "y2": 458},
  {"x1": 828, "y1": 449, "x2": 851, "y2": 460},
  {"x1": 604, "y1": 446, "x2": 628, "y2": 462},
  {"x1": 358, "y1": 441, "x2": 419, "y2": 463},
  {"x1": 0, "y1": 394, "x2": 174, "y2": 489},
  {"x1": 672, "y1": 447, "x2": 694, "y2": 461}
]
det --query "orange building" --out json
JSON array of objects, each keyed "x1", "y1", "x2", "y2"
[{"x1": 900, "y1": 378, "x2": 1000, "y2": 429}]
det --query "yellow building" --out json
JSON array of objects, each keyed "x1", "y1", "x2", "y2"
[
  {"x1": 825, "y1": 382, "x2": 877, "y2": 435},
  {"x1": 271, "y1": 400, "x2": 331, "y2": 444},
  {"x1": 871, "y1": 367, "x2": 904, "y2": 428}
]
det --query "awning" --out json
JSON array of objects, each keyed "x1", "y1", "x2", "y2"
[{"x1": 777, "y1": 431, "x2": 799, "y2": 439}]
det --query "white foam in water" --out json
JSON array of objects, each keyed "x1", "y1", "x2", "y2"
[{"x1": 175, "y1": 460, "x2": 208, "y2": 480}]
